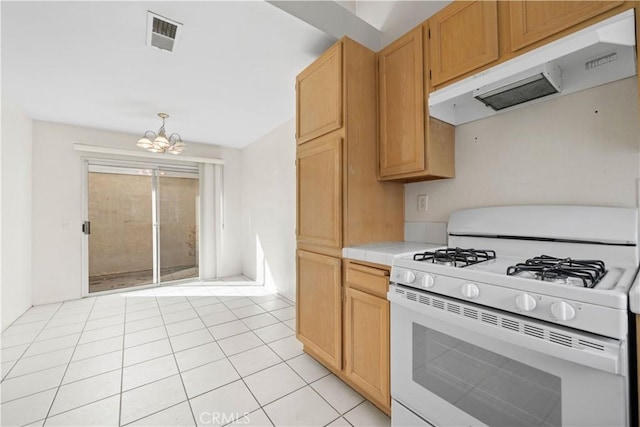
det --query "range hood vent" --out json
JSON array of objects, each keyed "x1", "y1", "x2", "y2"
[
  {"x1": 147, "y1": 11, "x2": 182, "y2": 52},
  {"x1": 474, "y1": 63, "x2": 561, "y2": 111},
  {"x1": 429, "y1": 9, "x2": 636, "y2": 126}
]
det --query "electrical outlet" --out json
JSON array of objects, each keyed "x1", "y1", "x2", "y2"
[{"x1": 417, "y1": 194, "x2": 428, "y2": 212}]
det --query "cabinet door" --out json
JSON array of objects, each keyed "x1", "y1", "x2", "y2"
[
  {"x1": 296, "y1": 134, "x2": 342, "y2": 250},
  {"x1": 296, "y1": 250, "x2": 342, "y2": 370},
  {"x1": 430, "y1": 1, "x2": 498, "y2": 87},
  {"x1": 509, "y1": 1, "x2": 623, "y2": 52},
  {"x1": 344, "y1": 287, "x2": 390, "y2": 408},
  {"x1": 379, "y1": 26, "x2": 425, "y2": 178},
  {"x1": 296, "y1": 42, "x2": 343, "y2": 144}
]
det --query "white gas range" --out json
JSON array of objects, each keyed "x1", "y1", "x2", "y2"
[{"x1": 388, "y1": 205, "x2": 639, "y2": 427}]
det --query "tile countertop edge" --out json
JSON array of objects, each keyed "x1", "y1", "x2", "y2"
[
  {"x1": 343, "y1": 242, "x2": 443, "y2": 267},
  {"x1": 629, "y1": 272, "x2": 640, "y2": 314}
]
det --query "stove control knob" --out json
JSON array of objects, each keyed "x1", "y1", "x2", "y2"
[
  {"x1": 461, "y1": 283, "x2": 479, "y2": 299},
  {"x1": 551, "y1": 301, "x2": 575, "y2": 321},
  {"x1": 402, "y1": 270, "x2": 416, "y2": 284},
  {"x1": 516, "y1": 294, "x2": 537, "y2": 311},
  {"x1": 420, "y1": 274, "x2": 435, "y2": 289}
]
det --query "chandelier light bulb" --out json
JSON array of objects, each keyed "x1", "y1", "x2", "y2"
[
  {"x1": 154, "y1": 134, "x2": 170, "y2": 148},
  {"x1": 136, "y1": 137, "x2": 153, "y2": 149}
]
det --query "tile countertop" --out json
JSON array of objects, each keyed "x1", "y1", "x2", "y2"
[
  {"x1": 629, "y1": 273, "x2": 640, "y2": 314},
  {"x1": 342, "y1": 242, "x2": 443, "y2": 267}
]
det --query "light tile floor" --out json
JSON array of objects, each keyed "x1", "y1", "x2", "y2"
[{"x1": 1, "y1": 279, "x2": 391, "y2": 427}]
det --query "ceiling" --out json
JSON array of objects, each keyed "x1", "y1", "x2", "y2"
[{"x1": 2, "y1": 1, "x2": 449, "y2": 150}]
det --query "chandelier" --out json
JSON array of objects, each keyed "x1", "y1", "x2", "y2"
[{"x1": 136, "y1": 112, "x2": 186, "y2": 154}]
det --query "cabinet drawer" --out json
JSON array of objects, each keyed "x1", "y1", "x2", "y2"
[{"x1": 346, "y1": 263, "x2": 389, "y2": 298}]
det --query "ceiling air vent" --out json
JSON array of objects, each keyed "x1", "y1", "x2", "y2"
[{"x1": 147, "y1": 11, "x2": 182, "y2": 52}]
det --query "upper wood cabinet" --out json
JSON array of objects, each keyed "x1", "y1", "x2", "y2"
[
  {"x1": 296, "y1": 38, "x2": 404, "y2": 255},
  {"x1": 378, "y1": 25, "x2": 455, "y2": 182},
  {"x1": 423, "y1": 0, "x2": 629, "y2": 89},
  {"x1": 296, "y1": 133, "x2": 342, "y2": 250},
  {"x1": 296, "y1": 250, "x2": 342, "y2": 370},
  {"x1": 296, "y1": 43, "x2": 342, "y2": 144},
  {"x1": 379, "y1": 27, "x2": 425, "y2": 177},
  {"x1": 509, "y1": 1, "x2": 624, "y2": 52},
  {"x1": 429, "y1": 0, "x2": 499, "y2": 87}
]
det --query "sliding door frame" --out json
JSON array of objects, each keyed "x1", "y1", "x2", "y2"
[{"x1": 81, "y1": 157, "x2": 205, "y2": 297}]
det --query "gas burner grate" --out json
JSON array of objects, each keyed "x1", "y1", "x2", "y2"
[
  {"x1": 413, "y1": 247, "x2": 496, "y2": 267},
  {"x1": 506, "y1": 255, "x2": 607, "y2": 288}
]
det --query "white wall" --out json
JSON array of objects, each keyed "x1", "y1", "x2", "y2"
[
  {"x1": 1, "y1": 95, "x2": 33, "y2": 330},
  {"x1": 405, "y1": 78, "x2": 640, "y2": 223},
  {"x1": 31, "y1": 121, "x2": 242, "y2": 305},
  {"x1": 355, "y1": 1, "x2": 451, "y2": 47},
  {"x1": 240, "y1": 119, "x2": 296, "y2": 301}
]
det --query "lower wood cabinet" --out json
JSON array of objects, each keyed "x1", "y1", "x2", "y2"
[
  {"x1": 344, "y1": 286, "x2": 390, "y2": 409},
  {"x1": 296, "y1": 250, "x2": 342, "y2": 371},
  {"x1": 299, "y1": 258, "x2": 392, "y2": 415}
]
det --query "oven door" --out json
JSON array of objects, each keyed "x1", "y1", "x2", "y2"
[{"x1": 389, "y1": 286, "x2": 629, "y2": 427}]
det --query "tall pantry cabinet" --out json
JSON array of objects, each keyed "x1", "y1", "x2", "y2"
[{"x1": 295, "y1": 37, "x2": 404, "y2": 389}]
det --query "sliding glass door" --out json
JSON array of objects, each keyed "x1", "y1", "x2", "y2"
[
  {"x1": 86, "y1": 163, "x2": 199, "y2": 294},
  {"x1": 159, "y1": 170, "x2": 199, "y2": 282}
]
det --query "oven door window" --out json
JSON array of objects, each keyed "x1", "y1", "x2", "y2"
[{"x1": 413, "y1": 323, "x2": 561, "y2": 427}]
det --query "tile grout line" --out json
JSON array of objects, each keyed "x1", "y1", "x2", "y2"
[
  {"x1": 181, "y1": 289, "x2": 278, "y2": 427},
  {"x1": 2, "y1": 320, "x2": 123, "y2": 371},
  {"x1": 41, "y1": 297, "x2": 100, "y2": 424},
  {"x1": 230, "y1": 302, "x2": 366, "y2": 423},
  {"x1": 119, "y1": 398, "x2": 191, "y2": 427},
  {"x1": 273, "y1": 353, "x2": 351, "y2": 420},
  {"x1": 34, "y1": 393, "x2": 121, "y2": 425},
  {"x1": 0, "y1": 355, "x2": 124, "y2": 405},
  {"x1": 6, "y1": 308, "x2": 124, "y2": 352},
  {"x1": 179, "y1": 290, "x2": 234, "y2": 426},
  {"x1": 155, "y1": 292, "x2": 200, "y2": 427},
  {"x1": 211, "y1": 296, "x2": 307, "y2": 426},
  {"x1": 1, "y1": 302, "x2": 68, "y2": 381},
  {"x1": 0, "y1": 339, "x2": 321, "y2": 414},
  {"x1": 2, "y1": 310, "x2": 126, "y2": 404},
  {"x1": 176, "y1": 286, "x2": 263, "y2": 425},
  {"x1": 3, "y1": 285, "x2": 369, "y2": 427},
  {"x1": 118, "y1": 294, "x2": 130, "y2": 427},
  {"x1": 41, "y1": 305, "x2": 308, "y2": 419}
]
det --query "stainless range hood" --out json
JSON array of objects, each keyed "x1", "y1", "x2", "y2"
[{"x1": 429, "y1": 9, "x2": 637, "y2": 126}]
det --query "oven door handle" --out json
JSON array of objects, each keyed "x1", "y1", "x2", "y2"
[{"x1": 389, "y1": 292, "x2": 624, "y2": 375}]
